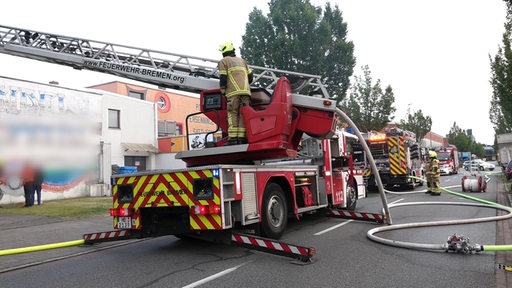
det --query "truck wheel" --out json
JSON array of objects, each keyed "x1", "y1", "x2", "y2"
[
  {"x1": 261, "y1": 183, "x2": 287, "y2": 239},
  {"x1": 346, "y1": 181, "x2": 357, "y2": 211}
]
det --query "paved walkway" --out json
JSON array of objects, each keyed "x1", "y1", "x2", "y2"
[
  {"x1": 496, "y1": 180, "x2": 512, "y2": 288},
  {"x1": 0, "y1": 213, "x2": 119, "y2": 273}
]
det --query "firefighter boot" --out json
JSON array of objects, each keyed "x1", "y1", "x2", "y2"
[
  {"x1": 224, "y1": 138, "x2": 248, "y2": 146},
  {"x1": 430, "y1": 179, "x2": 441, "y2": 195}
]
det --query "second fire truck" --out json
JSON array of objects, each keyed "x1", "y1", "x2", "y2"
[
  {"x1": 363, "y1": 127, "x2": 424, "y2": 190},
  {"x1": 437, "y1": 145, "x2": 459, "y2": 175}
]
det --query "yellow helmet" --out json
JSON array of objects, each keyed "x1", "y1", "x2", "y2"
[
  {"x1": 219, "y1": 42, "x2": 235, "y2": 54},
  {"x1": 429, "y1": 151, "x2": 437, "y2": 158}
]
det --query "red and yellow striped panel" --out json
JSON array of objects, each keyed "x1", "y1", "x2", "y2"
[
  {"x1": 388, "y1": 137, "x2": 406, "y2": 175},
  {"x1": 112, "y1": 169, "x2": 222, "y2": 231}
]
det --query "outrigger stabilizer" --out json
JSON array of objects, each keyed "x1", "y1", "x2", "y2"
[
  {"x1": 83, "y1": 230, "x2": 314, "y2": 263},
  {"x1": 325, "y1": 208, "x2": 385, "y2": 224}
]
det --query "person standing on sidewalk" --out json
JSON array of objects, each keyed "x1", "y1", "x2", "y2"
[
  {"x1": 21, "y1": 164, "x2": 35, "y2": 207},
  {"x1": 33, "y1": 166, "x2": 44, "y2": 205}
]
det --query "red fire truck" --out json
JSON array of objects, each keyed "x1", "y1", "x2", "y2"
[
  {"x1": 437, "y1": 145, "x2": 459, "y2": 175},
  {"x1": 0, "y1": 25, "x2": 374, "y2": 244},
  {"x1": 363, "y1": 127, "x2": 424, "y2": 190}
]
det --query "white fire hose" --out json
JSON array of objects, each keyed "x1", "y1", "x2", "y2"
[{"x1": 461, "y1": 175, "x2": 487, "y2": 193}]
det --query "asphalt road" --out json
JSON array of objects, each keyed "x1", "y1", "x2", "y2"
[{"x1": 0, "y1": 171, "x2": 508, "y2": 288}]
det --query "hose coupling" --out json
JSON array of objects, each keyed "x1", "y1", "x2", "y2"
[{"x1": 444, "y1": 234, "x2": 473, "y2": 254}]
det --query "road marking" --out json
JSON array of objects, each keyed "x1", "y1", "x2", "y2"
[
  {"x1": 314, "y1": 220, "x2": 354, "y2": 236},
  {"x1": 390, "y1": 198, "x2": 404, "y2": 204},
  {"x1": 183, "y1": 261, "x2": 252, "y2": 288}
]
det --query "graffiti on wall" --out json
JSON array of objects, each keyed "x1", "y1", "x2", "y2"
[{"x1": 0, "y1": 77, "x2": 101, "y2": 201}]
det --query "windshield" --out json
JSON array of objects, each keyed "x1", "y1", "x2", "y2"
[{"x1": 437, "y1": 153, "x2": 450, "y2": 161}]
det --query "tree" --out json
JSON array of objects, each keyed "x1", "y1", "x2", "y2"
[
  {"x1": 397, "y1": 106, "x2": 432, "y2": 144},
  {"x1": 241, "y1": 0, "x2": 355, "y2": 102},
  {"x1": 447, "y1": 122, "x2": 485, "y2": 157},
  {"x1": 489, "y1": 1, "x2": 512, "y2": 134},
  {"x1": 340, "y1": 65, "x2": 396, "y2": 132}
]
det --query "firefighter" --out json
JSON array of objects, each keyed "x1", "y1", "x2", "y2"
[
  {"x1": 217, "y1": 42, "x2": 253, "y2": 145},
  {"x1": 427, "y1": 151, "x2": 441, "y2": 196},
  {"x1": 425, "y1": 152, "x2": 433, "y2": 194}
]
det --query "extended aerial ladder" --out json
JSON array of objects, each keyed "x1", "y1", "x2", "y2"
[
  {"x1": 0, "y1": 24, "x2": 339, "y2": 166},
  {"x1": 0, "y1": 25, "x2": 329, "y2": 100}
]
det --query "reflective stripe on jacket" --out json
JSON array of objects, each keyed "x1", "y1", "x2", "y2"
[
  {"x1": 432, "y1": 159, "x2": 441, "y2": 176},
  {"x1": 218, "y1": 56, "x2": 252, "y2": 97}
]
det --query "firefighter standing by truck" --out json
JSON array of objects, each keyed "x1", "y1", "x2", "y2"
[
  {"x1": 425, "y1": 153, "x2": 432, "y2": 194},
  {"x1": 427, "y1": 151, "x2": 441, "y2": 195},
  {"x1": 217, "y1": 42, "x2": 253, "y2": 145}
]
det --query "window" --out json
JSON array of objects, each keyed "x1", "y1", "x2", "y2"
[
  {"x1": 128, "y1": 91, "x2": 145, "y2": 100},
  {"x1": 154, "y1": 92, "x2": 171, "y2": 113},
  {"x1": 156, "y1": 96, "x2": 166, "y2": 110},
  {"x1": 176, "y1": 123, "x2": 183, "y2": 135},
  {"x1": 108, "y1": 109, "x2": 120, "y2": 128},
  {"x1": 125, "y1": 156, "x2": 147, "y2": 171}
]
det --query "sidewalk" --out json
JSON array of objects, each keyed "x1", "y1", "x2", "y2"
[
  {"x1": 496, "y1": 180, "x2": 512, "y2": 288},
  {"x1": 0, "y1": 213, "x2": 118, "y2": 273}
]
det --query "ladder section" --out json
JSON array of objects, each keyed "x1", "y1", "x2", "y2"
[{"x1": 0, "y1": 25, "x2": 330, "y2": 98}]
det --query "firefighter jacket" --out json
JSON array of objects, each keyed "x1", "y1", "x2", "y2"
[
  {"x1": 428, "y1": 159, "x2": 440, "y2": 177},
  {"x1": 425, "y1": 158, "x2": 432, "y2": 174},
  {"x1": 218, "y1": 55, "x2": 252, "y2": 98}
]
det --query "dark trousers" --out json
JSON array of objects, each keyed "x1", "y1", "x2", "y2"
[
  {"x1": 23, "y1": 182, "x2": 34, "y2": 206},
  {"x1": 34, "y1": 185, "x2": 42, "y2": 205}
]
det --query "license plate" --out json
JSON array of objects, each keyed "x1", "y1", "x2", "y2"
[{"x1": 117, "y1": 217, "x2": 132, "y2": 229}]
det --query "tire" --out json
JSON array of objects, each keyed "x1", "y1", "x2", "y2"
[
  {"x1": 261, "y1": 183, "x2": 288, "y2": 239},
  {"x1": 345, "y1": 180, "x2": 357, "y2": 211}
]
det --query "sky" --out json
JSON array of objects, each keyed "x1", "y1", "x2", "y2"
[{"x1": 0, "y1": 0, "x2": 507, "y2": 145}]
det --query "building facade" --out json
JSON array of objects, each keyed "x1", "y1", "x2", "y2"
[
  {"x1": 89, "y1": 81, "x2": 217, "y2": 143},
  {"x1": 89, "y1": 81, "x2": 219, "y2": 169},
  {"x1": 497, "y1": 133, "x2": 512, "y2": 165},
  {"x1": 422, "y1": 131, "x2": 446, "y2": 149},
  {"x1": 0, "y1": 76, "x2": 158, "y2": 204}
]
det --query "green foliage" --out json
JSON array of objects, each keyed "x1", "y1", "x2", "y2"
[
  {"x1": 241, "y1": 0, "x2": 355, "y2": 102},
  {"x1": 447, "y1": 122, "x2": 485, "y2": 157},
  {"x1": 398, "y1": 107, "x2": 432, "y2": 144},
  {"x1": 489, "y1": 1, "x2": 512, "y2": 134},
  {"x1": 340, "y1": 65, "x2": 396, "y2": 132}
]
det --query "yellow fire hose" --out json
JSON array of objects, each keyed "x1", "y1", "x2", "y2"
[{"x1": 0, "y1": 239, "x2": 85, "y2": 256}]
